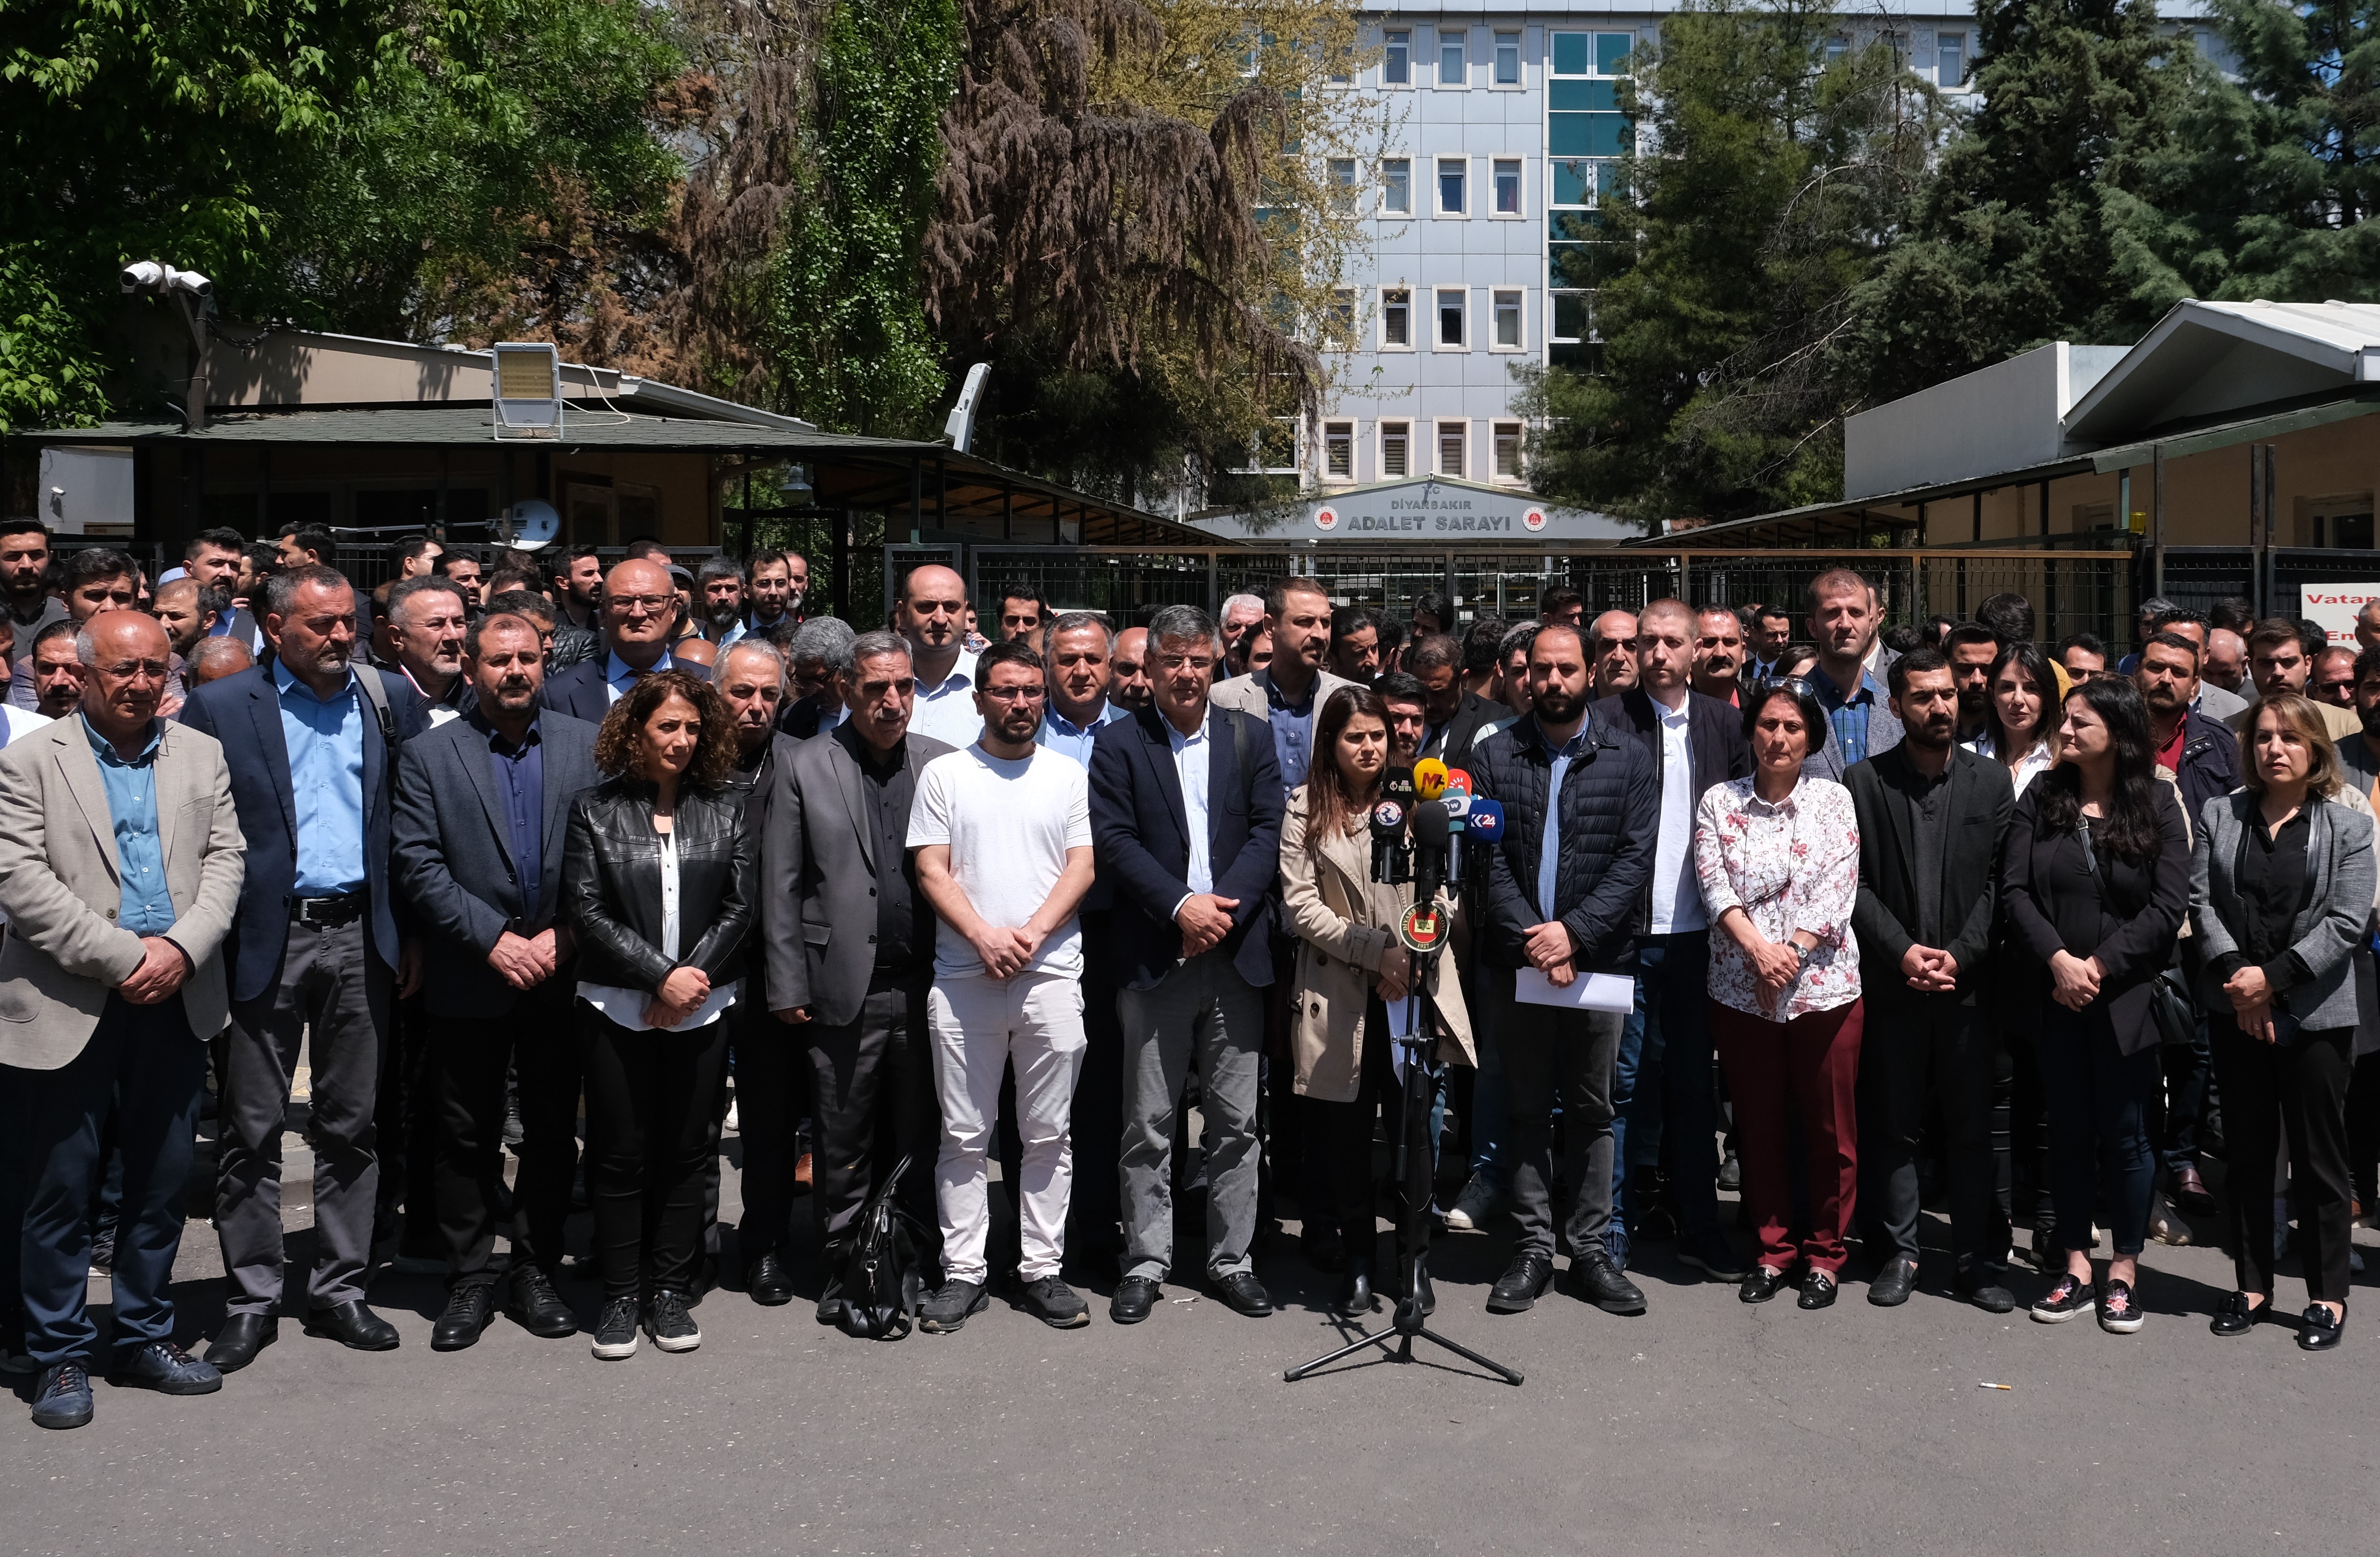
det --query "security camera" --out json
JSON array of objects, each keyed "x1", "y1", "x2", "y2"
[
  {"x1": 120, "y1": 260, "x2": 167, "y2": 294},
  {"x1": 168, "y1": 268, "x2": 212, "y2": 299}
]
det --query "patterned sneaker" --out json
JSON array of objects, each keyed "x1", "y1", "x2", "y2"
[
  {"x1": 2096, "y1": 1278, "x2": 2145, "y2": 1334},
  {"x1": 2030, "y1": 1273, "x2": 2096, "y2": 1324}
]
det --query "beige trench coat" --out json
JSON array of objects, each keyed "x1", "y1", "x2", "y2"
[{"x1": 1279, "y1": 784, "x2": 1475, "y2": 1102}]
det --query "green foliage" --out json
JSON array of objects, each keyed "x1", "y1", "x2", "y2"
[
  {"x1": 0, "y1": 249, "x2": 114, "y2": 432},
  {"x1": 768, "y1": 0, "x2": 960, "y2": 436}
]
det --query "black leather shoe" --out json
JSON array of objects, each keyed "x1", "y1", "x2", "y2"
[
  {"x1": 303, "y1": 1299, "x2": 400, "y2": 1351},
  {"x1": 1739, "y1": 1264, "x2": 1790, "y2": 1304},
  {"x1": 1300, "y1": 1224, "x2": 1348, "y2": 1273},
  {"x1": 204, "y1": 1314, "x2": 278, "y2": 1374},
  {"x1": 1395, "y1": 1263, "x2": 1437, "y2": 1318},
  {"x1": 1567, "y1": 1250, "x2": 1647, "y2": 1315},
  {"x1": 508, "y1": 1266, "x2": 577, "y2": 1338},
  {"x1": 2209, "y1": 1291, "x2": 2261, "y2": 1337},
  {"x1": 430, "y1": 1284, "x2": 496, "y2": 1351},
  {"x1": 1209, "y1": 1271, "x2": 1274, "y2": 1317},
  {"x1": 1954, "y1": 1263, "x2": 2017, "y2": 1314},
  {"x1": 1797, "y1": 1268, "x2": 1839, "y2": 1309},
  {"x1": 747, "y1": 1250, "x2": 795, "y2": 1308},
  {"x1": 815, "y1": 1243, "x2": 847, "y2": 1328},
  {"x1": 1868, "y1": 1253, "x2": 1918, "y2": 1307},
  {"x1": 1486, "y1": 1251, "x2": 1555, "y2": 1313},
  {"x1": 2298, "y1": 1304, "x2": 2346, "y2": 1351},
  {"x1": 1109, "y1": 1275, "x2": 1161, "y2": 1325},
  {"x1": 1332, "y1": 1258, "x2": 1377, "y2": 1318}
]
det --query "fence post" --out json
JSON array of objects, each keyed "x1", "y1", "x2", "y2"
[{"x1": 1207, "y1": 550, "x2": 1219, "y2": 615}]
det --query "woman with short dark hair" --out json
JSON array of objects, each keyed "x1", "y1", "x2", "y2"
[
  {"x1": 565, "y1": 671, "x2": 754, "y2": 1360},
  {"x1": 2002, "y1": 678, "x2": 2189, "y2": 1335}
]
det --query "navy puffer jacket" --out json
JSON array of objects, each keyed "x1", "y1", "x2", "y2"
[{"x1": 1467, "y1": 712, "x2": 1659, "y2": 973}]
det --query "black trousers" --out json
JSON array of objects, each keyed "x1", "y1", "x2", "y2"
[
  {"x1": 734, "y1": 1002, "x2": 811, "y2": 1259},
  {"x1": 428, "y1": 1004, "x2": 580, "y2": 1285},
  {"x1": 1860, "y1": 993, "x2": 2009, "y2": 1270},
  {"x1": 2210, "y1": 1018, "x2": 2356, "y2": 1304},
  {"x1": 578, "y1": 1004, "x2": 730, "y2": 1300},
  {"x1": 1065, "y1": 913, "x2": 1125, "y2": 1244},
  {"x1": 807, "y1": 972, "x2": 937, "y2": 1253},
  {"x1": 1315, "y1": 1001, "x2": 1398, "y2": 1260}
]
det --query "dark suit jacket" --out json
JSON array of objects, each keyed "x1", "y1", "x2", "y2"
[
  {"x1": 775, "y1": 694, "x2": 839, "y2": 741},
  {"x1": 2001, "y1": 781, "x2": 2191, "y2": 1055},
  {"x1": 1089, "y1": 702, "x2": 1284, "y2": 992},
  {"x1": 761, "y1": 723, "x2": 954, "y2": 1027},
  {"x1": 1590, "y1": 686, "x2": 1751, "y2": 929},
  {"x1": 391, "y1": 710, "x2": 600, "y2": 1019},
  {"x1": 727, "y1": 732, "x2": 798, "y2": 1002},
  {"x1": 181, "y1": 663, "x2": 431, "y2": 1001},
  {"x1": 1846, "y1": 744, "x2": 2015, "y2": 1008},
  {"x1": 1422, "y1": 690, "x2": 1502, "y2": 766},
  {"x1": 538, "y1": 653, "x2": 712, "y2": 723}
]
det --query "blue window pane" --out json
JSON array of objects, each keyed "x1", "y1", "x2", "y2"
[
  {"x1": 1549, "y1": 79, "x2": 1618, "y2": 111},
  {"x1": 1597, "y1": 32, "x2": 1634, "y2": 75},
  {"x1": 1552, "y1": 160, "x2": 1591, "y2": 207},
  {"x1": 1549, "y1": 209, "x2": 1609, "y2": 242},
  {"x1": 1549, "y1": 112, "x2": 1590, "y2": 156},
  {"x1": 1552, "y1": 292, "x2": 1592, "y2": 342},
  {"x1": 1587, "y1": 114, "x2": 1632, "y2": 156},
  {"x1": 1552, "y1": 31, "x2": 1590, "y2": 75}
]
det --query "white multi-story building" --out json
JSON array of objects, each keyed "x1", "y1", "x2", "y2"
[{"x1": 1300, "y1": 3, "x2": 2215, "y2": 496}]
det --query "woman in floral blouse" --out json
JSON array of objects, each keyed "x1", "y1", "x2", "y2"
[{"x1": 1693, "y1": 678, "x2": 1865, "y2": 1310}]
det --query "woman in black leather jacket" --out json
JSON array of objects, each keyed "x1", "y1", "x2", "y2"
[{"x1": 562, "y1": 670, "x2": 755, "y2": 1360}]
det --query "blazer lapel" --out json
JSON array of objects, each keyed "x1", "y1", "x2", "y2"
[
  {"x1": 154, "y1": 722, "x2": 188, "y2": 866},
  {"x1": 1204, "y1": 707, "x2": 1233, "y2": 854},
  {"x1": 1141, "y1": 710, "x2": 1189, "y2": 853},
  {"x1": 1884, "y1": 751, "x2": 1917, "y2": 902},
  {"x1": 250, "y1": 679, "x2": 297, "y2": 847},
  {"x1": 840, "y1": 737, "x2": 876, "y2": 874},
  {"x1": 51, "y1": 730, "x2": 121, "y2": 883},
  {"x1": 540, "y1": 736, "x2": 576, "y2": 867},
  {"x1": 457, "y1": 727, "x2": 515, "y2": 872}
]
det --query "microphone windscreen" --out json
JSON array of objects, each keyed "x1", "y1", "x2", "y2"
[
  {"x1": 1439, "y1": 791, "x2": 1471, "y2": 822},
  {"x1": 1413, "y1": 759, "x2": 1449, "y2": 800},
  {"x1": 1412, "y1": 798, "x2": 1454, "y2": 847},
  {"x1": 1468, "y1": 796, "x2": 1506, "y2": 842},
  {"x1": 1443, "y1": 768, "x2": 1474, "y2": 795},
  {"x1": 1369, "y1": 798, "x2": 1407, "y2": 837},
  {"x1": 1383, "y1": 767, "x2": 1417, "y2": 806}
]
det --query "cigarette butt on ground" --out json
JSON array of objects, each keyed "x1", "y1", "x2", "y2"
[{"x1": 1977, "y1": 1382, "x2": 2012, "y2": 1390}]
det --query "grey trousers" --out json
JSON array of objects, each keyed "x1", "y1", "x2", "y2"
[
  {"x1": 215, "y1": 916, "x2": 392, "y2": 1315},
  {"x1": 1499, "y1": 974, "x2": 1624, "y2": 1262},
  {"x1": 1117, "y1": 952, "x2": 1264, "y2": 1282}
]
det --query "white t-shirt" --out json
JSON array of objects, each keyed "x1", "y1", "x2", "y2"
[{"x1": 908, "y1": 741, "x2": 1092, "y2": 980}]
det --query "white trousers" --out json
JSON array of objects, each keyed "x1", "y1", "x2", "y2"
[{"x1": 926, "y1": 972, "x2": 1087, "y2": 1283}]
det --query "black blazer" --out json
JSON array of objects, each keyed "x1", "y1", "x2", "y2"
[
  {"x1": 2000, "y1": 781, "x2": 2191, "y2": 1054},
  {"x1": 775, "y1": 693, "x2": 837, "y2": 741},
  {"x1": 1590, "y1": 686, "x2": 1751, "y2": 929},
  {"x1": 1088, "y1": 702, "x2": 1284, "y2": 992},
  {"x1": 1845, "y1": 744, "x2": 2014, "y2": 1007},
  {"x1": 1422, "y1": 690, "x2": 1503, "y2": 766},
  {"x1": 561, "y1": 776, "x2": 754, "y2": 994},
  {"x1": 180, "y1": 663, "x2": 431, "y2": 1002},
  {"x1": 392, "y1": 710, "x2": 602, "y2": 1019},
  {"x1": 538, "y1": 653, "x2": 712, "y2": 724}
]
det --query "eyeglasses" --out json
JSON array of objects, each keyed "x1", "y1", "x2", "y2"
[
  {"x1": 980, "y1": 685, "x2": 1047, "y2": 702},
  {"x1": 606, "y1": 594, "x2": 676, "y2": 615},
  {"x1": 1757, "y1": 676, "x2": 1817, "y2": 700},
  {"x1": 96, "y1": 660, "x2": 171, "y2": 681}
]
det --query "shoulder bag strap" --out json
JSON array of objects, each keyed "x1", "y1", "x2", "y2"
[{"x1": 352, "y1": 663, "x2": 399, "y2": 750}]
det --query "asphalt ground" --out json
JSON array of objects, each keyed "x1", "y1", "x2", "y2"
[{"x1": 6, "y1": 1103, "x2": 2377, "y2": 1556}]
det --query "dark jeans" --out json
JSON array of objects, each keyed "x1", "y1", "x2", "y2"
[
  {"x1": 1613, "y1": 933, "x2": 1719, "y2": 1252},
  {"x1": 578, "y1": 1004, "x2": 730, "y2": 1300},
  {"x1": 807, "y1": 973, "x2": 937, "y2": 1253},
  {"x1": 14, "y1": 996, "x2": 205, "y2": 1368},
  {"x1": 2154, "y1": 1006, "x2": 2213, "y2": 1179},
  {"x1": 1861, "y1": 992, "x2": 2009, "y2": 1270},
  {"x1": 373, "y1": 987, "x2": 441, "y2": 1256},
  {"x1": 1500, "y1": 977, "x2": 1622, "y2": 1262},
  {"x1": 2038, "y1": 1003, "x2": 2158, "y2": 1258},
  {"x1": 734, "y1": 1004, "x2": 811, "y2": 1259},
  {"x1": 1067, "y1": 914, "x2": 1124, "y2": 1241},
  {"x1": 428, "y1": 1004, "x2": 580, "y2": 1285},
  {"x1": 2210, "y1": 1019, "x2": 2356, "y2": 1304},
  {"x1": 1999, "y1": 995, "x2": 2055, "y2": 1228},
  {"x1": 1315, "y1": 1001, "x2": 1398, "y2": 1261}
]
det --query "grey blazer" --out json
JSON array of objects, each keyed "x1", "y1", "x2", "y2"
[
  {"x1": 1210, "y1": 666, "x2": 1359, "y2": 733},
  {"x1": 2191, "y1": 790, "x2": 2376, "y2": 1035},
  {"x1": 760, "y1": 723, "x2": 954, "y2": 1027},
  {"x1": 0, "y1": 717, "x2": 247, "y2": 1068}
]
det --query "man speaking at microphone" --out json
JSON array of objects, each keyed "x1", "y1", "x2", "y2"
[{"x1": 1469, "y1": 623, "x2": 1657, "y2": 1316}]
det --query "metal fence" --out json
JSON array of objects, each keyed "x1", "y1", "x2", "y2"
[{"x1": 2160, "y1": 547, "x2": 2380, "y2": 624}]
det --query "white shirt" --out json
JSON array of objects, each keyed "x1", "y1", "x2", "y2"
[
  {"x1": 1647, "y1": 695, "x2": 1706, "y2": 934},
  {"x1": 1168, "y1": 714, "x2": 1213, "y2": 910},
  {"x1": 905, "y1": 647, "x2": 982, "y2": 749},
  {"x1": 1960, "y1": 731, "x2": 2058, "y2": 797},
  {"x1": 908, "y1": 741, "x2": 1093, "y2": 980},
  {"x1": 576, "y1": 827, "x2": 741, "y2": 1029},
  {"x1": 603, "y1": 648, "x2": 682, "y2": 704}
]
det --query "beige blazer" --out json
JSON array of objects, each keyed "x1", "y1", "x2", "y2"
[
  {"x1": 1210, "y1": 666, "x2": 1360, "y2": 729},
  {"x1": 0, "y1": 716, "x2": 246, "y2": 1069},
  {"x1": 1279, "y1": 784, "x2": 1474, "y2": 1102}
]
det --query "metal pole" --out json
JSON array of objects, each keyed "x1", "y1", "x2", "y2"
[
  {"x1": 1972, "y1": 490, "x2": 1982, "y2": 543},
  {"x1": 2151, "y1": 444, "x2": 2166, "y2": 600},
  {"x1": 2264, "y1": 444, "x2": 2279, "y2": 619}
]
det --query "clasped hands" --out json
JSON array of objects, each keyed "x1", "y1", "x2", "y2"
[
  {"x1": 2222, "y1": 963, "x2": 2278, "y2": 1043},
  {"x1": 115, "y1": 936, "x2": 190, "y2": 1005},
  {"x1": 488, "y1": 925, "x2": 572, "y2": 991},
  {"x1": 1176, "y1": 893, "x2": 1240, "y2": 961}
]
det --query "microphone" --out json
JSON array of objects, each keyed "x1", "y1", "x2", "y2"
[
  {"x1": 1369, "y1": 796, "x2": 1410, "y2": 883},
  {"x1": 1383, "y1": 766, "x2": 1417, "y2": 811},
  {"x1": 1468, "y1": 796, "x2": 1507, "y2": 845},
  {"x1": 1436, "y1": 790, "x2": 1470, "y2": 887},
  {"x1": 1443, "y1": 767, "x2": 1474, "y2": 796},
  {"x1": 1413, "y1": 759, "x2": 1449, "y2": 800},
  {"x1": 1411, "y1": 798, "x2": 1454, "y2": 921}
]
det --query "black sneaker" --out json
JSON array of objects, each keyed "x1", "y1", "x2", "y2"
[
  {"x1": 1013, "y1": 1275, "x2": 1090, "y2": 1329},
  {"x1": 919, "y1": 1278, "x2": 990, "y2": 1334},
  {"x1": 590, "y1": 1296, "x2": 641, "y2": 1360},
  {"x1": 2030, "y1": 1273, "x2": 2096, "y2": 1324},
  {"x1": 645, "y1": 1289, "x2": 702, "y2": 1352},
  {"x1": 2096, "y1": 1277, "x2": 2144, "y2": 1335}
]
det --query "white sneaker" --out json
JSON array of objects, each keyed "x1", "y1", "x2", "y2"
[
  {"x1": 723, "y1": 1099, "x2": 740, "y2": 1133},
  {"x1": 1441, "y1": 1175, "x2": 1503, "y2": 1233}
]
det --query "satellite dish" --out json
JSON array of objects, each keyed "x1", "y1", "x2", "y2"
[{"x1": 503, "y1": 499, "x2": 561, "y2": 550}]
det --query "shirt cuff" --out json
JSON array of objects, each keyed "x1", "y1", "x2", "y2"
[
  {"x1": 2262, "y1": 950, "x2": 2312, "y2": 997},
  {"x1": 1171, "y1": 892, "x2": 1195, "y2": 923},
  {"x1": 2207, "y1": 951, "x2": 2247, "y2": 988}
]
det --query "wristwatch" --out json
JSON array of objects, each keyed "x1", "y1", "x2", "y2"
[{"x1": 1793, "y1": 941, "x2": 1818, "y2": 971}]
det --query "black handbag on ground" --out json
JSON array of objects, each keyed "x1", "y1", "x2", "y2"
[{"x1": 839, "y1": 1155, "x2": 926, "y2": 1342}]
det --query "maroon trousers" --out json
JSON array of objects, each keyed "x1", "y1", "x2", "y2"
[{"x1": 1711, "y1": 998, "x2": 1864, "y2": 1276}]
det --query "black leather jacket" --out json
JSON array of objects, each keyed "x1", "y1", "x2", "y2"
[{"x1": 561, "y1": 775, "x2": 755, "y2": 994}]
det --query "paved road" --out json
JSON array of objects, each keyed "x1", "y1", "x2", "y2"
[{"x1": 7, "y1": 1142, "x2": 2376, "y2": 1555}]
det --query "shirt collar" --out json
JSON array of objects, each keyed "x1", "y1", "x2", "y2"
[
  {"x1": 1652, "y1": 693, "x2": 1691, "y2": 728},
  {"x1": 607, "y1": 648, "x2": 672, "y2": 685},
  {"x1": 273, "y1": 656, "x2": 356, "y2": 704},
  {"x1": 1044, "y1": 701, "x2": 1118, "y2": 738},
  {"x1": 1165, "y1": 712, "x2": 1209, "y2": 749},
  {"x1": 470, "y1": 707, "x2": 542, "y2": 755},
  {"x1": 1744, "y1": 775, "x2": 1808, "y2": 814},
  {"x1": 81, "y1": 712, "x2": 163, "y2": 766},
  {"x1": 1531, "y1": 712, "x2": 1591, "y2": 758},
  {"x1": 1813, "y1": 662, "x2": 1883, "y2": 709}
]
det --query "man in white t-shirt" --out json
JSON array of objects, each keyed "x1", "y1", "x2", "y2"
[{"x1": 907, "y1": 640, "x2": 1096, "y2": 1333}]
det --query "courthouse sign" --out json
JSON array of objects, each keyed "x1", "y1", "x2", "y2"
[{"x1": 1194, "y1": 476, "x2": 1633, "y2": 546}]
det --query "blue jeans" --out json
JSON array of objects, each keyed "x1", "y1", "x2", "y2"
[{"x1": 1611, "y1": 933, "x2": 1719, "y2": 1259}]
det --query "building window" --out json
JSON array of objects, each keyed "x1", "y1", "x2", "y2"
[
  {"x1": 1328, "y1": 157, "x2": 1358, "y2": 212},
  {"x1": 1437, "y1": 157, "x2": 1467, "y2": 214},
  {"x1": 1329, "y1": 288, "x2": 1356, "y2": 345},
  {"x1": 1323, "y1": 421, "x2": 1354, "y2": 481},
  {"x1": 1495, "y1": 31, "x2": 1521, "y2": 84},
  {"x1": 1880, "y1": 31, "x2": 1907, "y2": 67},
  {"x1": 1382, "y1": 158, "x2": 1411, "y2": 214},
  {"x1": 1381, "y1": 421, "x2": 1411, "y2": 478},
  {"x1": 1494, "y1": 159, "x2": 1522, "y2": 214},
  {"x1": 1494, "y1": 422, "x2": 1523, "y2": 480},
  {"x1": 1492, "y1": 290, "x2": 1523, "y2": 349},
  {"x1": 1825, "y1": 34, "x2": 1849, "y2": 65},
  {"x1": 1384, "y1": 28, "x2": 1411, "y2": 85},
  {"x1": 1937, "y1": 32, "x2": 1965, "y2": 86},
  {"x1": 1437, "y1": 421, "x2": 1467, "y2": 478},
  {"x1": 1549, "y1": 33, "x2": 1633, "y2": 372},
  {"x1": 1436, "y1": 288, "x2": 1466, "y2": 348},
  {"x1": 1439, "y1": 27, "x2": 1465, "y2": 85},
  {"x1": 1382, "y1": 288, "x2": 1411, "y2": 348}
]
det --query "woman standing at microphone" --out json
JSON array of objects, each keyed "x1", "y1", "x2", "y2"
[{"x1": 1280, "y1": 687, "x2": 1475, "y2": 1317}]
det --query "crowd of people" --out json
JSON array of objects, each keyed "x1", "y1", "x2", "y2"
[{"x1": 3, "y1": 512, "x2": 2376, "y2": 1434}]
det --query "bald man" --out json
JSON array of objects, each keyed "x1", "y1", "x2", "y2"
[
  {"x1": 896, "y1": 563, "x2": 981, "y2": 748},
  {"x1": 1109, "y1": 627, "x2": 1154, "y2": 712},
  {"x1": 538, "y1": 557, "x2": 711, "y2": 721},
  {"x1": 185, "y1": 637, "x2": 255, "y2": 687},
  {"x1": 1589, "y1": 609, "x2": 1639, "y2": 695}
]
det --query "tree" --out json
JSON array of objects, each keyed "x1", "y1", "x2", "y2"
[{"x1": 1516, "y1": 1, "x2": 1945, "y2": 527}]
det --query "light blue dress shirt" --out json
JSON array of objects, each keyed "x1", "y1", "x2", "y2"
[
  {"x1": 604, "y1": 648, "x2": 679, "y2": 704},
  {"x1": 85, "y1": 715, "x2": 177, "y2": 935},
  {"x1": 1264, "y1": 674, "x2": 1321, "y2": 796},
  {"x1": 1534, "y1": 715, "x2": 1592, "y2": 924},
  {"x1": 1037, "y1": 700, "x2": 1126, "y2": 768},
  {"x1": 275, "y1": 659, "x2": 367, "y2": 895},
  {"x1": 1167, "y1": 714, "x2": 1213, "y2": 915}
]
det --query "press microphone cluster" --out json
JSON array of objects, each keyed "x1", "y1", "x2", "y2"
[{"x1": 1371, "y1": 767, "x2": 1419, "y2": 884}]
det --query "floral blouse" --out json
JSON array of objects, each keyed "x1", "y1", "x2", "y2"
[{"x1": 1692, "y1": 774, "x2": 1863, "y2": 1021}]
